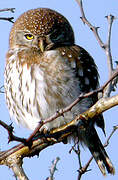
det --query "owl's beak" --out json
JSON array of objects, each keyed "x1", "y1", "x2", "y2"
[{"x1": 38, "y1": 38, "x2": 44, "y2": 52}]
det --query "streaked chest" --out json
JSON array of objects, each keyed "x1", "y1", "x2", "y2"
[{"x1": 4, "y1": 49, "x2": 80, "y2": 130}]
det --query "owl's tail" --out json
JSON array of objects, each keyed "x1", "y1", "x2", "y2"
[{"x1": 82, "y1": 126, "x2": 115, "y2": 175}]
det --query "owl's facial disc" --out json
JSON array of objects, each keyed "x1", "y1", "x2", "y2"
[{"x1": 15, "y1": 30, "x2": 54, "y2": 52}]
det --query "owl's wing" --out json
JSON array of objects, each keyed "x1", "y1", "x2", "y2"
[
  {"x1": 73, "y1": 45, "x2": 106, "y2": 132},
  {"x1": 58, "y1": 45, "x2": 105, "y2": 133},
  {"x1": 71, "y1": 45, "x2": 99, "y2": 92}
]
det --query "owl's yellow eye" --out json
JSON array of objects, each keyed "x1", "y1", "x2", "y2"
[{"x1": 25, "y1": 34, "x2": 34, "y2": 40}]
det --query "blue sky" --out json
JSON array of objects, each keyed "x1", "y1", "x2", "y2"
[{"x1": 0, "y1": 0, "x2": 118, "y2": 180}]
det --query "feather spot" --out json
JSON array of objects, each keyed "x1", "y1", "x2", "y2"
[
  {"x1": 78, "y1": 68, "x2": 83, "y2": 77},
  {"x1": 85, "y1": 77, "x2": 90, "y2": 85}
]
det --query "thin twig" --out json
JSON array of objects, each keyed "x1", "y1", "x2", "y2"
[
  {"x1": 46, "y1": 157, "x2": 60, "y2": 180},
  {"x1": 0, "y1": 17, "x2": 14, "y2": 23},
  {"x1": 0, "y1": 8, "x2": 15, "y2": 13},
  {"x1": 104, "y1": 125, "x2": 118, "y2": 147},
  {"x1": 0, "y1": 120, "x2": 27, "y2": 145}
]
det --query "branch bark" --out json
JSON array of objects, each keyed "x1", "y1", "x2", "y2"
[{"x1": 9, "y1": 157, "x2": 29, "y2": 180}]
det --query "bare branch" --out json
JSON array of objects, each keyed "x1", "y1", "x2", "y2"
[
  {"x1": 103, "y1": 15, "x2": 116, "y2": 97},
  {"x1": 76, "y1": 0, "x2": 104, "y2": 48},
  {"x1": 46, "y1": 157, "x2": 60, "y2": 180},
  {"x1": 77, "y1": 157, "x2": 92, "y2": 180},
  {"x1": 105, "y1": 15, "x2": 114, "y2": 73},
  {"x1": 0, "y1": 8, "x2": 15, "y2": 13},
  {"x1": 50, "y1": 94, "x2": 118, "y2": 136},
  {"x1": 0, "y1": 95, "x2": 117, "y2": 158},
  {"x1": 0, "y1": 17, "x2": 14, "y2": 23},
  {"x1": 76, "y1": 0, "x2": 117, "y2": 97}
]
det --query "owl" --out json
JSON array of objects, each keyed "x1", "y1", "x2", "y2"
[{"x1": 4, "y1": 8, "x2": 115, "y2": 175}]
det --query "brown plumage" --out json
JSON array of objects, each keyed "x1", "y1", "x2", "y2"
[{"x1": 4, "y1": 8, "x2": 115, "y2": 175}]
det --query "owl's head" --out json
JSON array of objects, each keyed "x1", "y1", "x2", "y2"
[{"x1": 9, "y1": 8, "x2": 75, "y2": 51}]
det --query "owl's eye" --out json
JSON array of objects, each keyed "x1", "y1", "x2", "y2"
[{"x1": 24, "y1": 34, "x2": 34, "y2": 40}]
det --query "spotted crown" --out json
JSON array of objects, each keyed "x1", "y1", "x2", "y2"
[{"x1": 9, "y1": 8, "x2": 75, "y2": 48}]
